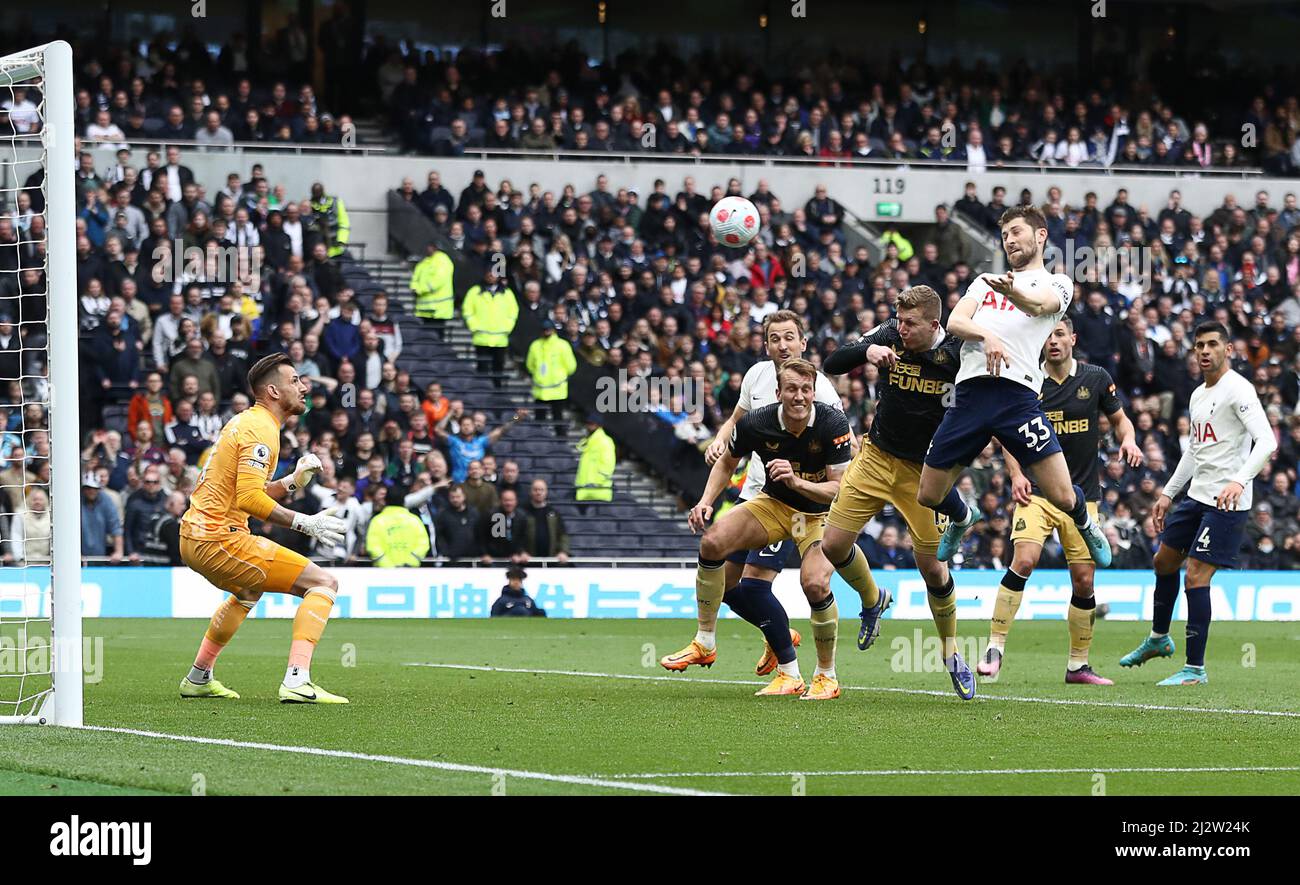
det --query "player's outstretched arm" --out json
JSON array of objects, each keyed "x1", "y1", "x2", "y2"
[
  {"x1": 704, "y1": 403, "x2": 746, "y2": 465},
  {"x1": 824, "y1": 322, "x2": 897, "y2": 375},
  {"x1": 981, "y1": 271, "x2": 1063, "y2": 317},
  {"x1": 689, "y1": 449, "x2": 739, "y2": 533}
]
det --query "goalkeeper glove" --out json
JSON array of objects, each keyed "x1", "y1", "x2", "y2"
[
  {"x1": 286, "y1": 454, "x2": 323, "y2": 492},
  {"x1": 291, "y1": 505, "x2": 346, "y2": 546}
]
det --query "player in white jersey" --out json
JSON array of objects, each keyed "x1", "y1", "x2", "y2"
[
  {"x1": 661, "y1": 310, "x2": 846, "y2": 698},
  {"x1": 1120, "y1": 322, "x2": 1277, "y2": 685},
  {"x1": 915, "y1": 205, "x2": 1111, "y2": 569}
]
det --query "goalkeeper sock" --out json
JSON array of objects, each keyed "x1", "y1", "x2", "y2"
[
  {"x1": 1151, "y1": 571, "x2": 1180, "y2": 637},
  {"x1": 191, "y1": 595, "x2": 255, "y2": 679},
  {"x1": 284, "y1": 588, "x2": 335, "y2": 687},
  {"x1": 832, "y1": 545, "x2": 879, "y2": 610},
  {"x1": 927, "y1": 575, "x2": 959, "y2": 659},
  {"x1": 809, "y1": 593, "x2": 839, "y2": 673},
  {"x1": 738, "y1": 577, "x2": 796, "y2": 665},
  {"x1": 990, "y1": 568, "x2": 1028, "y2": 651},
  {"x1": 933, "y1": 487, "x2": 970, "y2": 524},
  {"x1": 1067, "y1": 593, "x2": 1096, "y2": 671},
  {"x1": 694, "y1": 556, "x2": 726, "y2": 649}
]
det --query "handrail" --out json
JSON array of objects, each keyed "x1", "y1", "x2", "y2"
[
  {"x1": 0, "y1": 132, "x2": 387, "y2": 155},
  {"x1": 389, "y1": 145, "x2": 1267, "y2": 177}
]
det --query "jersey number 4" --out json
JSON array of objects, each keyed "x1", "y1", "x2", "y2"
[{"x1": 1017, "y1": 417, "x2": 1052, "y2": 452}]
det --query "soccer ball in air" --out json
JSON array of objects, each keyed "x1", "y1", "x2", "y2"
[{"x1": 709, "y1": 195, "x2": 760, "y2": 247}]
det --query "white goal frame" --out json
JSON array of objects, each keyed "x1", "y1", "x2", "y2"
[{"x1": 0, "y1": 40, "x2": 82, "y2": 726}]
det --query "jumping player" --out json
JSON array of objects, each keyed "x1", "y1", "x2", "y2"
[
  {"x1": 673, "y1": 359, "x2": 852, "y2": 700},
  {"x1": 670, "y1": 311, "x2": 841, "y2": 681},
  {"x1": 917, "y1": 205, "x2": 1111, "y2": 572},
  {"x1": 978, "y1": 318, "x2": 1143, "y2": 684},
  {"x1": 1119, "y1": 322, "x2": 1276, "y2": 685},
  {"x1": 818, "y1": 285, "x2": 976, "y2": 699},
  {"x1": 177, "y1": 353, "x2": 350, "y2": 704}
]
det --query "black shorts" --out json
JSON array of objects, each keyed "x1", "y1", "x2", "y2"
[
  {"x1": 1160, "y1": 497, "x2": 1249, "y2": 569},
  {"x1": 724, "y1": 537, "x2": 800, "y2": 570},
  {"x1": 925, "y1": 377, "x2": 1063, "y2": 470}
]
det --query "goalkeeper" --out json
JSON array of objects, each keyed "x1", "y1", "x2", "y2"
[{"x1": 178, "y1": 353, "x2": 351, "y2": 704}]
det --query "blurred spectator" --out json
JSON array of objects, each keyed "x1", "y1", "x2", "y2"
[
  {"x1": 490, "y1": 566, "x2": 548, "y2": 617},
  {"x1": 80, "y1": 472, "x2": 123, "y2": 563},
  {"x1": 365, "y1": 482, "x2": 430, "y2": 567}
]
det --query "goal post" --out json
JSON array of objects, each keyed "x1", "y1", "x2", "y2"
[{"x1": 0, "y1": 40, "x2": 82, "y2": 726}]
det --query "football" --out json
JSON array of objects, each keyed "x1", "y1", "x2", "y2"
[{"x1": 709, "y1": 195, "x2": 760, "y2": 247}]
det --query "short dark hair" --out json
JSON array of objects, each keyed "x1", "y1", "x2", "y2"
[
  {"x1": 1056, "y1": 315, "x2": 1075, "y2": 332},
  {"x1": 998, "y1": 204, "x2": 1047, "y2": 232},
  {"x1": 1194, "y1": 321, "x2": 1230, "y2": 343},
  {"x1": 247, "y1": 352, "x2": 293, "y2": 396}
]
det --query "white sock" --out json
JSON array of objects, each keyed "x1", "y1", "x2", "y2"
[
  {"x1": 187, "y1": 666, "x2": 211, "y2": 684},
  {"x1": 777, "y1": 660, "x2": 801, "y2": 679},
  {"x1": 284, "y1": 665, "x2": 310, "y2": 688},
  {"x1": 1066, "y1": 661, "x2": 1086, "y2": 672},
  {"x1": 694, "y1": 629, "x2": 716, "y2": 651},
  {"x1": 814, "y1": 665, "x2": 836, "y2": 680},
  {"x1": 1149, "y1": 631, "x2": 1168, "y2": 640}
]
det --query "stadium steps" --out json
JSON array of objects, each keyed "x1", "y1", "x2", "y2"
[
  {"x1": 352, "y1": 117, "x2": 402, "y2": 154},
  {"x1": 341, "y1": 253, "x2": 701, "y2": 557}
]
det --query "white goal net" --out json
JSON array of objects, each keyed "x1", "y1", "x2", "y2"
[{"x1": 0, "y1": 41, "x2": 82, "y2": 726}]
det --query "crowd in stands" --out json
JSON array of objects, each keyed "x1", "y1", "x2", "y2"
[
  {"x1": 2, "y1": 125, "x2": 1298, "y2": 569},
  {"x1": 381, "y1": 43, "x2": 1300, "y2": 175},
  {"x1": 402, "y1": 165, "x2": 1300, "y2": 570},
  {"x1": 3, "y1": 137, "x2": 585, "y2": 569},
  {"x1": 1, "y1": 27, "x2": 1298, "y2": 175}
]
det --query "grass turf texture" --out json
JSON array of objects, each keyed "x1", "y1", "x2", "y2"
[{"x1": 1, "y1": 618, "x2": 1297, "y2": 796}]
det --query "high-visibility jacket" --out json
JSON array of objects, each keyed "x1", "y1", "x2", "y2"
[
  {"x1": 462, "y1": 284, "x2": 518, "y2": 348},
  {"x1": 411, "y1": 251, "x2": 455, "y2": 320},
  {"x1": 525, "y1": 334, "x2": 577, "y2": 402},
  {"x1": 880, "y1": 228, "x2": 914, "y2": 263},
  {"x1": 575, "y1": 427, "x2": 615, "y2": 502},
  {"x1": 311, "y1": 194, "x2": 351, "y2": 257},
  {"x1": 365, "y1": 504, "x2": 430, "y2": 568}
]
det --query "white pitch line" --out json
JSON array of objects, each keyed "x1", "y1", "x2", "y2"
[
  {"x1": 599, "y1": 765, "x2": 1300, "y2": 780},
  {"x1": 405, "y1": 662, "x2": 1300, "y2": 719},
  {"x1": 76, "y1": 724, "x2": 730, "y2": 796}
]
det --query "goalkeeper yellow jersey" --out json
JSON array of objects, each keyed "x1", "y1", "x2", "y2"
[{"x1": 180, "y1": 404, "x2": 282, "y2": 540}]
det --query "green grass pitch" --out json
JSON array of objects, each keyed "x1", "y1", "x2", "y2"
[{"x1": 1, "y1": 618, "x2": 1298, "y2": 796}]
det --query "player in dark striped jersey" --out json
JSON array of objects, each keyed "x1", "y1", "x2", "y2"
[
  {"x1": 669, "y1": 359, "x2": 854, "y2": 700},
  {"x1": 816, "y1": 285, "x2": 976, "y2": 699},
  {"x1": 978, "y1": 317, "x2": 1143, "y2": 684}
]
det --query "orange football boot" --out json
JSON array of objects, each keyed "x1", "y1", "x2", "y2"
[{"x1": 660, "y1": 640, "x2": 717, "y2": 671}]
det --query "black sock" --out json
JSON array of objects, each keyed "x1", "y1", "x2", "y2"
[
  {"x1": 1184, "y1": 585, "x2": 1211, "y2": 667},
  {"x1": 926, "y1": 575, "x2": 956, "y2": 598},
  {"x1": 1152, "y1": 571, "x2": 1180, "y2": 635},
  {"x1": 739, "y1": 577, "x2": 796, "y2": 665},
  {"x1": 722, "y1": 585, "x2": 752, "y2": 622},
  {"x1": 1068, "y1": 484, "x2": 1090, "y2": 527},
  {"x1": 933, "y1": 487, "x2": 969, "y2": 523},
  {"x1": 1001, "y1": 568, "x2": 1029, "y2": 592}
]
